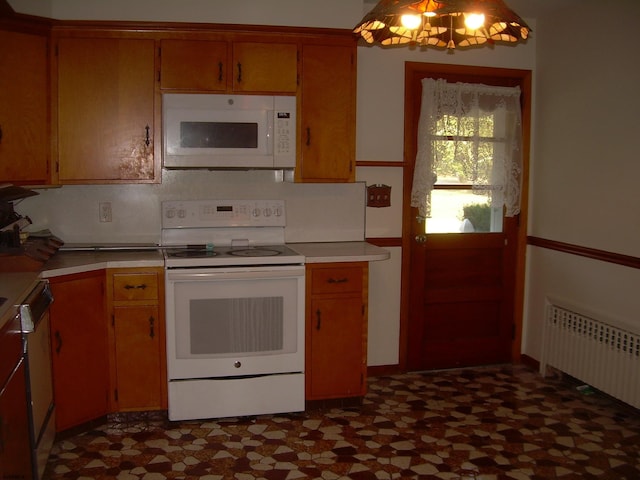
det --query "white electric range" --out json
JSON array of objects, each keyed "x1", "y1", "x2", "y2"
[{"x1": 161, "y1": 199, "x2": 305, "y2": 421}]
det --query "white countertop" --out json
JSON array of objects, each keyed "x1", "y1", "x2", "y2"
[
  {"x1": 41, "y1": 242, "x2": 389, "y2": 274},
  {"x1": 289, "y1": 241, "x2": 390, "y2": 263},
  {"x1": 1, "y1": 242, "x2": 387, "y2": 328},
  {"x1": 40, "y1": 250, "x2": 165, "y2": 278}
]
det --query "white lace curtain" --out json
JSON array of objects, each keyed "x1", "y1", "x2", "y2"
[{"x1": 410, "y1": 78, "x2": 524, "y2": 219}]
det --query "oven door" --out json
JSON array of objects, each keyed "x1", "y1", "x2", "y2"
[{"x1": 165, "y1": 265, "x2": 304, "y2": 380}]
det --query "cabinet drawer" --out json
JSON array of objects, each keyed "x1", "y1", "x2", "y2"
[
  {"x1": 310, "y1": 266, "x2": 363, "y2": 294},
  {"x1": 112, "y1": 273, "x2": 158, "y2": 301}
]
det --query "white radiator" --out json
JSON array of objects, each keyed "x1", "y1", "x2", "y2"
[{"x1": 540, "y1": 303, "x2": 640, "y2": 409}]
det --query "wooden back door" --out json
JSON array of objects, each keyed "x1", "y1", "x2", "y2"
[{"x1": 404, "y1": 62, "x2": 530, "y2": 371}]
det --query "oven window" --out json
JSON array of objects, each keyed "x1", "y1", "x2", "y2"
[
  {"x1": 172, "y1": 275, "x2": 300, "y2": 360},
  {"x1": 180, "y1": 121, "x2": 258, "y2": 149},
  {"x1": 190, "y1": 297, "x2": 283, "y2": 355}
]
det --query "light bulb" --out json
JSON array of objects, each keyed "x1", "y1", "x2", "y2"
[
  {"x1": 401, "y1": 14, "x2": 422, "y2": 30},
  {"x1": 465, "y1": 13, "x2": 485, "y2": 30}
]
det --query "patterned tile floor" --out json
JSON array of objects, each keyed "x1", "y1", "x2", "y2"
[{"x1": 44, "y1": 365, "x2": 640, "y2": 479}]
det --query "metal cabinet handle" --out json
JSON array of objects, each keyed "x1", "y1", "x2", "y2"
[
  {"x1": 415, "y1": 234, "x2": 427, "y2": 244},
  {"x1": 124, "y1": 284, "x2": 147, "y2": 290},
  {"x1": 315, "y1": 309, "x2": 321, "y2": 330},
  {"x1": 55, "y1": 330, "x2": 63, "y2": 355},
  {"x1": 218, "y1": 61, "x2": 224, "y2": 82},
  {"x1": 306, "y1": 127, "x2": 311, "y2": 146},
  {"x1": 328, "y1": 278, "x2": 348, "y2": 284},
  {"x1": 237, "y1": 62, "x2": 242, "y2": 83},
  {"x1": 0, "y1": 124, "x2": 3, "y2": 143},
  {"x1": 145, "y1": 125, "x2": 150, "y2": 147},
  {"x1": 149, "y1": 316, "x2": 155, "y2": 339}
]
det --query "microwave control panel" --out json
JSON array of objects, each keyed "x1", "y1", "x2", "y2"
[
  {"x1": 272, "y1": 95, "x2": 296, "y2": 168},
  {"x1": 275, "y1": 111, "x2": 293, "y2": 156}
]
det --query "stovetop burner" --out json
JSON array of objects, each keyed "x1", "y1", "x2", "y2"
[
  {"x1": 163, "y1": 244, "x2": 303, "y2": 268},
  {"x1": 168, "y1": 250, "x2": 219, "y2": 259},
  {"x1": 165, "y1": 245, "x2": 290, "y2": 259},
  {"x1": 228, "y1": 247, "x2": 281, "y2": 257}
]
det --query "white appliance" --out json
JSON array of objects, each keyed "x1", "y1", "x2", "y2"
[
  {"x1": 161, "y1": 199, "x2": 305, "y2": 421},
  {"x1": 20, "y1": 280, "x2": 55, "y2": 480},
  {"x1": 163, "y1": 94, "x2": 296, "y2": 169}
]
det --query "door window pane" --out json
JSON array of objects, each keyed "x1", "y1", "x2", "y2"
[{"x1": 425, "y1": 187, "x2": 503, "y2": 234}]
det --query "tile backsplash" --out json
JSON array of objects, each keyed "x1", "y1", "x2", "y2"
[{"x1": 17, "y1": 169, "x2": 366, "y2": 245}]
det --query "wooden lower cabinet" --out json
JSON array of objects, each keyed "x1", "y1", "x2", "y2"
[
  {"x1": 107, "y1": 268, "x2": 167, "y2": 412},
  {"x1": 305, "y1": 262, "x2": 368, "y2": 400},
  {"x1": 0, "y1": 314, "x2": 32, "y2": 480},
  {"x1": 49, "y1": 270, "x2": 109, "y2": 432},
  {"x1": 48, "y1": 267, "x2": 167, "y2": 432}
]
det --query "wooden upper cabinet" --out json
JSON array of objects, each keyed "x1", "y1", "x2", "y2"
[
  {"x1": 160, "y1": 39, "x2": 228, "y2": 91},
  {"x1": 56, "y1": 36, "x2": 157, "y2": 183},
  {"x1": 0, "y1": 29, "x2": 49, "y2": 185},
  {"x1": 161, "y1": 39, "x2": 297, "y2": 94},
  {"x1": 298, "y1": 43, "x2": 356, "y2": 182},
  {"x1": 231, "y1": 42, "x2": 297, "y2": 93}
]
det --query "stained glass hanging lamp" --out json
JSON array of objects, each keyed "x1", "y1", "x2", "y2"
[{"x1": 353, "y1": 0, "x2": 531, "y2": 49}]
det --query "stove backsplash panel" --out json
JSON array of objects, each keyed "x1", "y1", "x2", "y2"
[{"x1": 15, "y1": 170, "x2": 366, "y2": 245}]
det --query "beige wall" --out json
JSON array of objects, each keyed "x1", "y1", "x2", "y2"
[{"x1": 523, "y1": 0, "x2": 640, "y2": 360}]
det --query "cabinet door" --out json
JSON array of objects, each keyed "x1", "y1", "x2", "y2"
[
  {"x1": 299, "y1": 44, "x2": 356, "y2": 182},
  {"x1": 232, "y1": 42, "x2": 297, "y2": 93},
  {"x1": 307, "y1": 296, "x2": 364, "y2": 399},
  {"x1": 49, "y1": 271, "x2": 109, "y2": 432},
  {"x1": 0, "y1": 361, "x2": 32, "y2": 480},
  {"x1": 0, "y1": 317, "x2": 32, "y2": 480},
  {"x1": 0, "y1": 29, "x2": 49, "y2": 184},
  {"x1": 57, "y1": 37, "x2": 156, "y2": 183},
  {"x1": 113, "y1": 305, "x2": 164, "y2": 411},
  {"x1": 160, "y1": 39, "x2": 228, "y2": 91}
]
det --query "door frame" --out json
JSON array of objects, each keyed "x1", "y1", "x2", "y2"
[{"x1": 399, "y1": 61, "x2": 532, "y2": 371}]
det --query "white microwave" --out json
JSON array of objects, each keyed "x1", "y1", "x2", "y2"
[{"x1": 163, "y1": 93, "x2": 296, "y2": 169}]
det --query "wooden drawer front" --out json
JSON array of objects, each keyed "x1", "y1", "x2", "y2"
[
  {"x1": 112, "y1": 273, "x2": 158, "y2": 301},
  {"x1": 311, "y1": 267, "x2": 363, "y2": 295}
]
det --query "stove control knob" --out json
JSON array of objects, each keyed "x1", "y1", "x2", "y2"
[
  {"x1": 234, "y1": 361, "x2": 242, "y2": 368},
  {"x1": 264, "y1": 207, "x2": 272, "y2": 217},
  {"x1": 178, "y1": 209, "x2": 186, "y2": 218},
  {"x1": 252, "y1": 208, "x2": 261, "y2": 217},
  {"x1": 273, "y1": 206, "x2": 283, "y2": 217},
  {"x1": 166, "y1": 209, "x2": 175, "y2": 219}
]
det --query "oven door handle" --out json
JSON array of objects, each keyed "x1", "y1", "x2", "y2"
[{"x1": 167, "y1": 268, "x2": 304, "y2": 282}]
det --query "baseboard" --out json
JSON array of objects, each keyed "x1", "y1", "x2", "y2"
[
  {"x1": 519, "y1": 354, "x2": 539, "y2": 371},
  {"x1": 367, "y1": 364, "x2": 402, "y2": 377}
]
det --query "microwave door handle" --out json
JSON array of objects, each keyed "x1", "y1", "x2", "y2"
[{"x1": 267, "y1": 112, "x2": 274, "y2": 154}]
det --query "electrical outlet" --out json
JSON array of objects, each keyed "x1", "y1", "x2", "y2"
[{"x1": 99, "y1": 202, "x2": 112, "y2": 223}]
